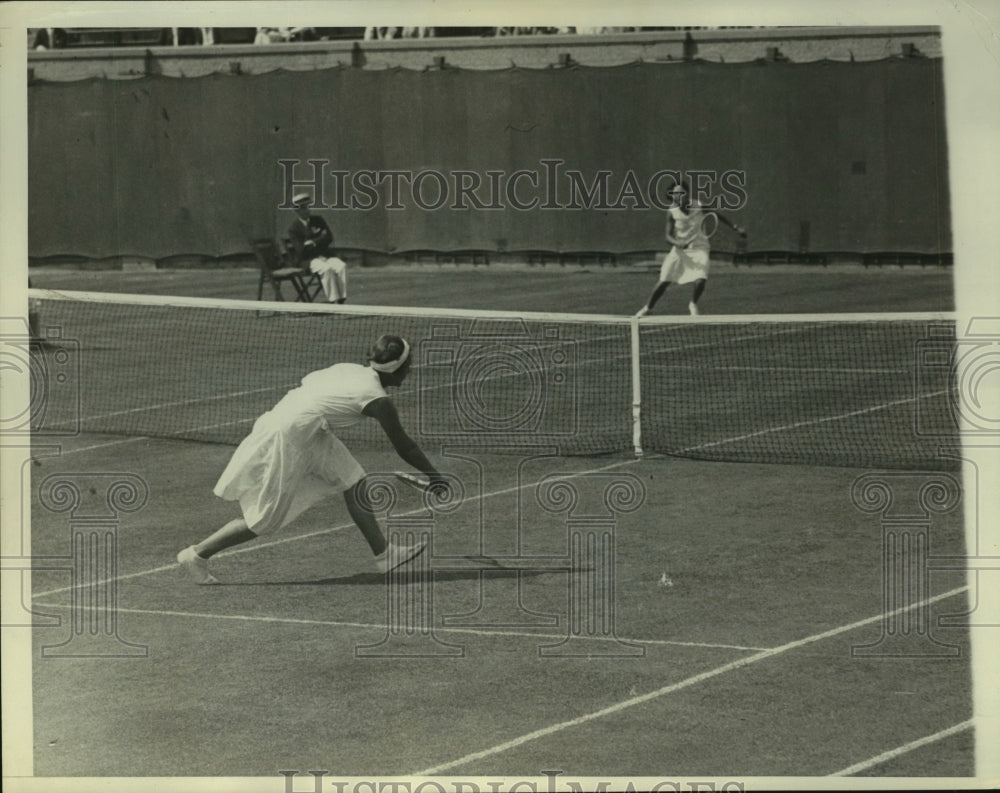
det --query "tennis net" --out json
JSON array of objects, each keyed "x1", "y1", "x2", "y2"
[{"x1": 26, "y1": 289, "x2": 958, "y2": 470}]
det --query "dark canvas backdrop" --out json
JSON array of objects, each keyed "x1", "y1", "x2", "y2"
[{"x1": 28, "y1": 59, "x2": 950, "y2": 259}]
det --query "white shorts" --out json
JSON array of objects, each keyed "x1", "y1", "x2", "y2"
[
  {"x1": 659, "y1": 245, "x2": 710, "y2": 285},
  {"x1": 214, "y1": 413, "x2": 365, "y2": 535}
]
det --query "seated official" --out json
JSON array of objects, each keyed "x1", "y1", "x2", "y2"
[{"x1": 287, "y1": 192, "x2": 348, "y2": 304}]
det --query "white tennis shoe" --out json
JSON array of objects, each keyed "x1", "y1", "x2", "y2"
[
  {"x1": 177, "y1": 546, "x2": 220, "y2": 585},
  {"x1": 375, "y1": 539, "x2": 427, "y2": 573},
  {"x1": 688, "y1": 302, "x2": 701, "y2": 316},
  {"x1": 634, "y1": 306, "x2": 649, "y2": 318}
]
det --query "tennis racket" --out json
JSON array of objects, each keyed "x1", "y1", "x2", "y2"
[
  {"x1": 699, "y1": 211, "x2": 719, "y2": 239},
  {"x1": 394, "y1": 471, "x2": 458, "y2": 508},
  {"x1": 676, "y1": 211, "x2": 719, "y2": 247},
  {"x1": 394, "y1": 471, "x2": 432, "y2": 491}
]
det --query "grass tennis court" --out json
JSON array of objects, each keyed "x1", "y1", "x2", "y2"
[
  {"x1": 27, "y1": 261, "x2": 954, "y2": 314},
  {"x1": 27, "y1": 263, "x2": 972, "y2": 779}
]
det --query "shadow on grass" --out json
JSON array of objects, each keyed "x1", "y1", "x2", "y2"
[{"x1": 219, "y1": 556, "x2": 592, "y2": 587}]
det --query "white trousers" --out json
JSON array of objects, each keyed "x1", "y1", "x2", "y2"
[{"x1": 310, "y1": 256, "x2": 347, "y2": 302}]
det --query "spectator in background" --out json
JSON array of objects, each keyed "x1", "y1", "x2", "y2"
[
  {"x1": 288, "y1": 192, "x2": 348, "y2": 304},
  {"x1": 365, "y1": 27, "x2": 400, "y2": 40},
  {"x1": 254, "y1": 28, "x2": 277, "y2": 45},
  {"x1": 255, "y1": 27, "x2": 314, "y2": 44}
]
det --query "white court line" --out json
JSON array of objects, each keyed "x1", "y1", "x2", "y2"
[
  {"x1": 45, "y1": 383, "x2": 285, "y2": 428},
  {"x1": 45, "y1": 436, "x2": 148, "y2": 456},
  {"x1": 647, "y1": 364, "x2": 907, "y2": 375},
  {"x1": 829, "y1": 719, "x2": 974, "y2": 776},
  {"x1": 29, "y1": 602, "x2": 768, "y2": 653},
  {"x1": 679, "y1": 389, "x2": 950, "y2": 453},
  {"x1": 32, "y1": 457, "x2": 641, "y2": 599},
  {"x1": 644, "y1": 325, "x2": 806, "y2": 354},
  {"x1": 412, "y1": 585, "x2": 968, "y2": 776}
]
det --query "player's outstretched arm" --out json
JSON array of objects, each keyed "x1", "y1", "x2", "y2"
[
  {"x1": 715, "y1": 212, "x2": 747, "y2": 236},
  {"x1": 364, "y1": 397, "x2": 443, "y2": 483}
]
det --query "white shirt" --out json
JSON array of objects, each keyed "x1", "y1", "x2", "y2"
[
  {"x1": 669, "y1": 203, "x2": 709, "y2": 249},
  {"x1": 271, "y1": 363, "x2": 387, "y2": 430}
]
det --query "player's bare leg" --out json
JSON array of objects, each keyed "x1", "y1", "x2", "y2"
[
  {"x1": 192, "y1": 519, "x2": 257, "y2": 558},
  {"x1": 636, "y1": 281, "x2": 670, "y2": 317},
  {"x1": 344, "y1": 483, "x2": 387, "y2": 555},
  {"x1": 689, "y1": 278, "x2": 707, "y2": 315},
  {"x1": 345, "y1": 480, "x2": 426, "y2": 572},
  {"x1": 177, "y1": 518, "x2": 256, "y2": 584}
]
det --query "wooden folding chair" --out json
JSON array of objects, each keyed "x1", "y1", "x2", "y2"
[
  {"x1": 252, "y1": 238, "x2": 322, "y2": 302},
  {"x1": 280, "y1": 237, "x2": 325, "y2": 302}
]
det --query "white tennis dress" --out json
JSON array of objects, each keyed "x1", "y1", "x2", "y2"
[
  {"x1": 214, "y1": 363, "x2": 387, "y2": 535},
  {"x1": 659, "y1": 203, "x2": 711, "y2": 284}
]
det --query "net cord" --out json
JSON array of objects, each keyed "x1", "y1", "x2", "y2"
[
  {"x1": 27, "y1": 288, "x2": 627, "y2": 325},
  {"x1": 27, "y1": 289, "x2": 955, "y2": 326}
]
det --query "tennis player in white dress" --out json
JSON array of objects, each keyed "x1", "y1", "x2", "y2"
[
  {"x1": 177, "y1": 335, "x2": 444, "y2": 583},
  {"x1": 636, "y1": 181, "x2": 745, "y2": 316}
]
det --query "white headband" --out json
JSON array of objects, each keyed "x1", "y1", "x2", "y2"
[{"x1": 370, "y1": 339, "x2": 410, "y2": 373}]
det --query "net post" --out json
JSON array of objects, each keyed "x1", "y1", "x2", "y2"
[{"x1": 630, "y1": 316, "x2": 644, "y2": 458}]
